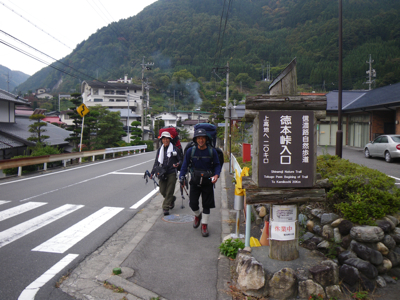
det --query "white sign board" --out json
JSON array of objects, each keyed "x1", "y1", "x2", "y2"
[
  {"x1": 271, "y1": 205, "x2": 297, "y2": 222},
  {"x1": 270, "y1": 221, "x2": 296, "y2": 240}
]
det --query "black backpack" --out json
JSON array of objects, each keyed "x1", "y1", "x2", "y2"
[{"x1": 183, "y1": 141, "x2": 224, "y2": 171}]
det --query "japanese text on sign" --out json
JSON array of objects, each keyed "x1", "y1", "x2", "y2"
[
  {"x1": 272, "y1": 205, "x2": 297, "y2": 222},
  {"x1": 262, "y1": 115, "x2": 270, "y2": 164},
  {"x1": 280, "y1": 115, "x2": 292, "y2": 164},
  {"x1": 258, "y1": 111, "x2": 314, "y2": 187},
  {"x1": 270, "y1": 221, "x2": 296, "y2": 241}
]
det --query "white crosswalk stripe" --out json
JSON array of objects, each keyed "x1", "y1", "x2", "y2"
[
  {"x1": 0, "y1": 202, "x2": 47, "y2": 222},
  {"x1": 18, "y1": 253, "x2": 79, "y2": 300},
  {"x1": 0, "y1": 204, "x2": 84, "y2": 249},
  {"x1": 0, "y1": 200, "x2": 11, "y2": 205},
  {"x1": 32, "y1": 206, "x2": 124, "y2": 253}
]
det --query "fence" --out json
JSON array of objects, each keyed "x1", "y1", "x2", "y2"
[{"x1": 0, "y1": 145, "x2": 148, "y2": 176}]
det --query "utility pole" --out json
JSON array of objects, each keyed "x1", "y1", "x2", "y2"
[
  {"x1": 336, "y1": 0, "x2": 343, "y2": 158},
  {"x1": 365, "y1": 54, "x2": 376, "y2": 90},
  {"x1": 211, "y1": 63, "x2": 229, "y2": 151},
  {"x1": 6, "y1": 72, "x2": 11, "y2": 92},
  {"x1": 141, "y1": 57, "x2": 154, "y2": 140},
  {"x1": 266, "y1": 62, "x2": 271, "y2": 82},
  {"x1": 224, "y1": 62, "x2": 229, "y2": 152}
]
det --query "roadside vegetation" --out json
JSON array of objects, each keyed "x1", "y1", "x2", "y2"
[
  {"x1": 234, "y1": 150, "x2": 400, "y2": 226},
  {"x1": 317, "y1": 153, "x2": 400, "y2": 225}
]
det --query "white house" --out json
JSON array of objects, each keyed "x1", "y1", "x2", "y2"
[
  {"x1": 81, "y1": 76, "x2": 151, "y2": 142},
  {"x1": 152, "y1": 112, "x2": 178, "y2": 128},
  {"x1": 81, "y1": 78, "x2": 142, "y2": 112}
]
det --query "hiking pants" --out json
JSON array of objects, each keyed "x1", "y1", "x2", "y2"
[
  {"x1": 189, "y1": 182, "x2": 215, "y2": 213},
  {"x1": 160, "y1": 172, "x2": 177, "y2": 210}
]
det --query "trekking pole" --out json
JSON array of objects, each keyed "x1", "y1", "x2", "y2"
[
  {"x1": 144, "y1": 170, "x2": 159, "y2": 189},
  {"x1": 176, "y1": 169, "x2": 186, "y2": 209},
  {"x1": 179, "y1": 184, "x2": 185, "y2": 209}
]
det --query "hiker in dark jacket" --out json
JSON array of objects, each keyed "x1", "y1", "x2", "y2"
[
  {"x1": 151, "y1": 131, "x2": 182, "y2": 216},
  {"x1": 179, "y1": 128, "x2": 221, "y2": 237}
]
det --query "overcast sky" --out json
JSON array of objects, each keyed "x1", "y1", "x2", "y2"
[{"x1": 0, "y1": 0, "x2": 158, "y2": 76}]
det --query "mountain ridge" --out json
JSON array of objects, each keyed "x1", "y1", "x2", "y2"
[{"x1": 15, "y1": 0, "x2": 400, "y2": 94}]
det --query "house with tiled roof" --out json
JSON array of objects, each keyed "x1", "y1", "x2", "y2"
[
  {"x1": 0, "y1": 89, "x2": 72, "y2": 160},
  {"x1": 319, "y1": 82, "x2": 400, "y2": 147}
]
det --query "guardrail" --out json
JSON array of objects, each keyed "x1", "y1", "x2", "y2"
[
  {"x1": 230, "y1": 153, "x2": 242, "y2": 174},
  {"x1": 0, "y1": 145, "x2": 147, "y2": 176}
]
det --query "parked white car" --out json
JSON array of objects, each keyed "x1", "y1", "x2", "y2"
[{"x1": 364, "y1": 134, "x2": 400, "y2": 163}]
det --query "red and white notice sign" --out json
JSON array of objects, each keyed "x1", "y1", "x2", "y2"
[{"x1": 270, "y1": 221, "x2": 296, "y2": 241}]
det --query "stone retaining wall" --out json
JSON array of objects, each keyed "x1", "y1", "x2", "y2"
[{"x1": 234, "y1": 208, "x2": 400, "y2": 299}]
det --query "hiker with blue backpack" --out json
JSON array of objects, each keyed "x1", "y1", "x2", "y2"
[{"x1": 179, "y1": 128, "x2": 222, "y2": 237}]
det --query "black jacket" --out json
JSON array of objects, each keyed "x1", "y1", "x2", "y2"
[{"x1": 151, "y1": 144, "x2": 183, "y2": 176}]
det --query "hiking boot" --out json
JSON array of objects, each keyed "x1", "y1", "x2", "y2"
[
  {"x1": 193, "y1": 213, "x2": 202, "y2": 228},
  {"x1": 201, "y1": 224, "x2": 209, "y2": 237},
  {"x1": 169, "y1": 196, "x2": 176, "y2": 209},
  {"x1": 163, "y1": 209, "x2": 169, "y2": 216}
]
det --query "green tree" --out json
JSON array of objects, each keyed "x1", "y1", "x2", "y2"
[
  {"x1": 179, "y1": 128, "x2": 190, "y2": 141},
  {"x1": 27, "y1": 114, "x2": 49, "y2": 144},
  {"x1": 235, "y1": 73, "x2": 255, "y2": 89},
  {"x1": 154, "y1": 119, "x2": 165, "y2": 137},
  {"x1": 65, "y1": 93, "x2": 84, "y2": 150},
  {"x1": 130, "y1": 120, "x2": 143, "y2": 143},
  {"x1": 90, "y1": 106, "x2": 126, "y2": 149}
]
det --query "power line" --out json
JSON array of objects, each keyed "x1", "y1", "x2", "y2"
[
  {"x1": 213, "y1": 0, "x2": 232, "y2": 67},
  {"x1": 0, "y1": 0, "x2": 114, "y2": 75},
  {"x1": 0, "y1": 30, "x2": 100, "y2": 83},
  {"x1": 0, "y1": 39, "x2": 79, "y2": 80},
  {"x1": 217, "y1": 0, "x2": 232, "y2": 66}
]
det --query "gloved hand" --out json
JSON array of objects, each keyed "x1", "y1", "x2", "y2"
[{"x1": 179, "y1": 177, "x2": 185, "y2": 186}]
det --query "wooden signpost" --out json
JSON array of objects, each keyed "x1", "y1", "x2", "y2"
[{"x1": 243, "y1": 58, "x2": 327, "y2": 261}]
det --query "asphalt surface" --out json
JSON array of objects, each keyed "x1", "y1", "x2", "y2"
[
  {"x1": 59, "y1": 163, "x2": 233, "y2": 300},
  {"x1": 53, "y1": 146, "x2": 400, "y2": 299}
]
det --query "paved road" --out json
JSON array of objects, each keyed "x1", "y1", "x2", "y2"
[
  {"x1": 0, "y1": 152, "x2": 158, "y2": 300},
  {"x1": 317, "y1": 145, "x2": 400, "y2": 185}
]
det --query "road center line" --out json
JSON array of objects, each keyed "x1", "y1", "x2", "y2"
[
  {"x1": 0, "y1": 154, "x2": 152, "y2": 186},
  {"x1": 18, "y1": 253, "x2": 79, "y2": 300},
  {"x1": 110, "y1": 172, "x2": 144, "y2": 175},
  {"x1": 19, "y1": 160, "x2": 153, "y2": 202}
]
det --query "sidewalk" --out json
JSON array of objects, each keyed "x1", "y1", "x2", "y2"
[{"x1": 60, "y1": 163, "x2": 233, "y2": 300}]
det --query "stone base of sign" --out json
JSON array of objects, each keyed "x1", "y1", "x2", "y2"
[{"x1": 233, "y1": 210, "x2": 400, "y2": 299}]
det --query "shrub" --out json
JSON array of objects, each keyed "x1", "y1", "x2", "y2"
[
  {"x1": 219, "y1": 238, "x2": 245, "y2": 259},
  {"x1": 143, "y1": 140, "x2": 154, "y2": 152},
  {"x1": 317, "y1": 153, "x2": 400, "y2": 225}
]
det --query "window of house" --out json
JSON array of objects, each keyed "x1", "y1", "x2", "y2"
[
  {"x1": 105, "y1": 90, "x2": 114, "y2": 95},
  {"x1": 116, "y1": 99, "x2": 125, "y2": 102},
  {"x1": 116, "y1": 90, "x2": 125, "y2": 95},
  {"x1": 93, "y1": 89, "x2": 99, "y2": 95},
  {"x1": 94, "y1": 98, "x2": 103, "y2": 102},
  {"x1": 109, "y1": 99, "x2": 115, "y2": 102}
]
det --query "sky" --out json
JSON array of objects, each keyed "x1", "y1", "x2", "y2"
[{"x1": 0, "y1": 0, "x2": 158, "y2": 76}]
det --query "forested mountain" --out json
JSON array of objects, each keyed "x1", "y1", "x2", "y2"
[
  {"x1": 16, "y1": 0, "x2": 400, "y2": 95},
  {"x1": 0, "y1": 65, "x2": 30, "y2": 92}
]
